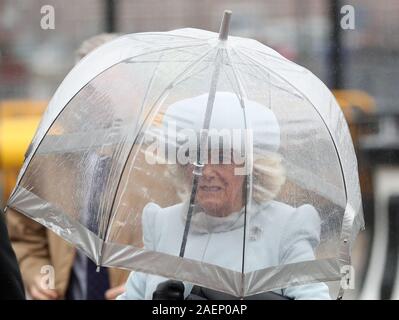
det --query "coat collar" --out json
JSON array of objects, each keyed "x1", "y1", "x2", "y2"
[{"x1": 180, "y1": 201, "x2": 266, "y2": 234}]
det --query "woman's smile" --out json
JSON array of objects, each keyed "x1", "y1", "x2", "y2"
[{"x1": 199, "y1": 185, "x2": 223, "y2": 193}]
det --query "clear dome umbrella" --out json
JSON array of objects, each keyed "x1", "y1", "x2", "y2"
[{"x1": 5, "y1": 11, "x2": 364, "y2": 299}]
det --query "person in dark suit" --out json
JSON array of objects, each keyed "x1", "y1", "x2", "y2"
[{"x1": 0, "y1": 212, "x2": 25, "y2": 300}]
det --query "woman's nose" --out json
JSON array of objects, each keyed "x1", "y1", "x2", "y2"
[{"x1": 202, "y1": 164, "x2": 216, "y2": 179}]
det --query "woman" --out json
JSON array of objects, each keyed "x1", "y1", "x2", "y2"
[{"x1": 118, "y1": 92, "x2": 331, "y2": 300}]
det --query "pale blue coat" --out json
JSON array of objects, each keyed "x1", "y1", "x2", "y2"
[{"x1": 118, "y1": 200, "x2": 331, "y2": 300}]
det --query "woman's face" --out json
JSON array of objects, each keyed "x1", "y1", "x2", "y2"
[{"x1": 185, "y1": 158, "x2": 246, "y2": 217}]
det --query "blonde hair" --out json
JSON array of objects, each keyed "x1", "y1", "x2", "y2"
[
  {"x1": 162, "y1": 151, "x2": 286, "y2": 204},
  {"x1": 252, "y1": 152, "x2": 286, "y2": 203}
]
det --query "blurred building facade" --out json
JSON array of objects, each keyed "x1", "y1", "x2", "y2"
[{"x1": 0, "y1": 0, "x2": 398, "y2": 110}]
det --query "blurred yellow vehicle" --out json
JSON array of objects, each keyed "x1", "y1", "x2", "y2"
[{"x1": 0, "y1": 100, "x2": 47, "y2": 204}]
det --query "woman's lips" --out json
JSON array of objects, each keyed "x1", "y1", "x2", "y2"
[{"x1": 199, "y1": 186, "x2": 222, "y2": 192}]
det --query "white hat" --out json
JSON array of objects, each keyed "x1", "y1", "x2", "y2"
[{"x1": 161, "y1": 92, "x2": 280, "y2": 156}]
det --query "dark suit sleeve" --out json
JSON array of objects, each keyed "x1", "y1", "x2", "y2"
[{"x1": 0, "y1": 212, "x2": 25, "y2": 300}]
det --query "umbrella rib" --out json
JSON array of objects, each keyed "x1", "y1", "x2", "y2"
[
  {"x1": 229, "y1": 48, "x2": 304, "y2": 100},
  {"x1": 102, "y1": 47, "x2": 216, "y2": 250},
  {"x1": 138, "y1": 52, "x2": 165, "y2": 126},
  {"x1": 178, "y1": 48, "x2": 224, "y2": 258},
  {"x1": 225, "y1": 47, "x2": 254, "y2": 297},
  {"x1": 123, "y1": 42, "x2": 211, "y2": 64},
  {"x1": 103, "y1": 50, "x2": 165, "y2": 242},
  {"x1": 129, "y1": 31, "x2": 214, "y2": 41},
  {"x1": 118, "y1": 34, "x2": 210, "y2": 54},
  {"x1": 234, "y1": 44, "x2": 299, "y2": 66},
  {"x1": 125, "y1": 44, "x2": 211, "y2": 64},
  {"x1": 98, "y1": 48, "x2": 163, "y2": 240}
]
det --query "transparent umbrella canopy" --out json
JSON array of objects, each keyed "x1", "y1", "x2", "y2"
[{"x1": 6, "y1": 11, "x2": 364, "y2": 298}]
